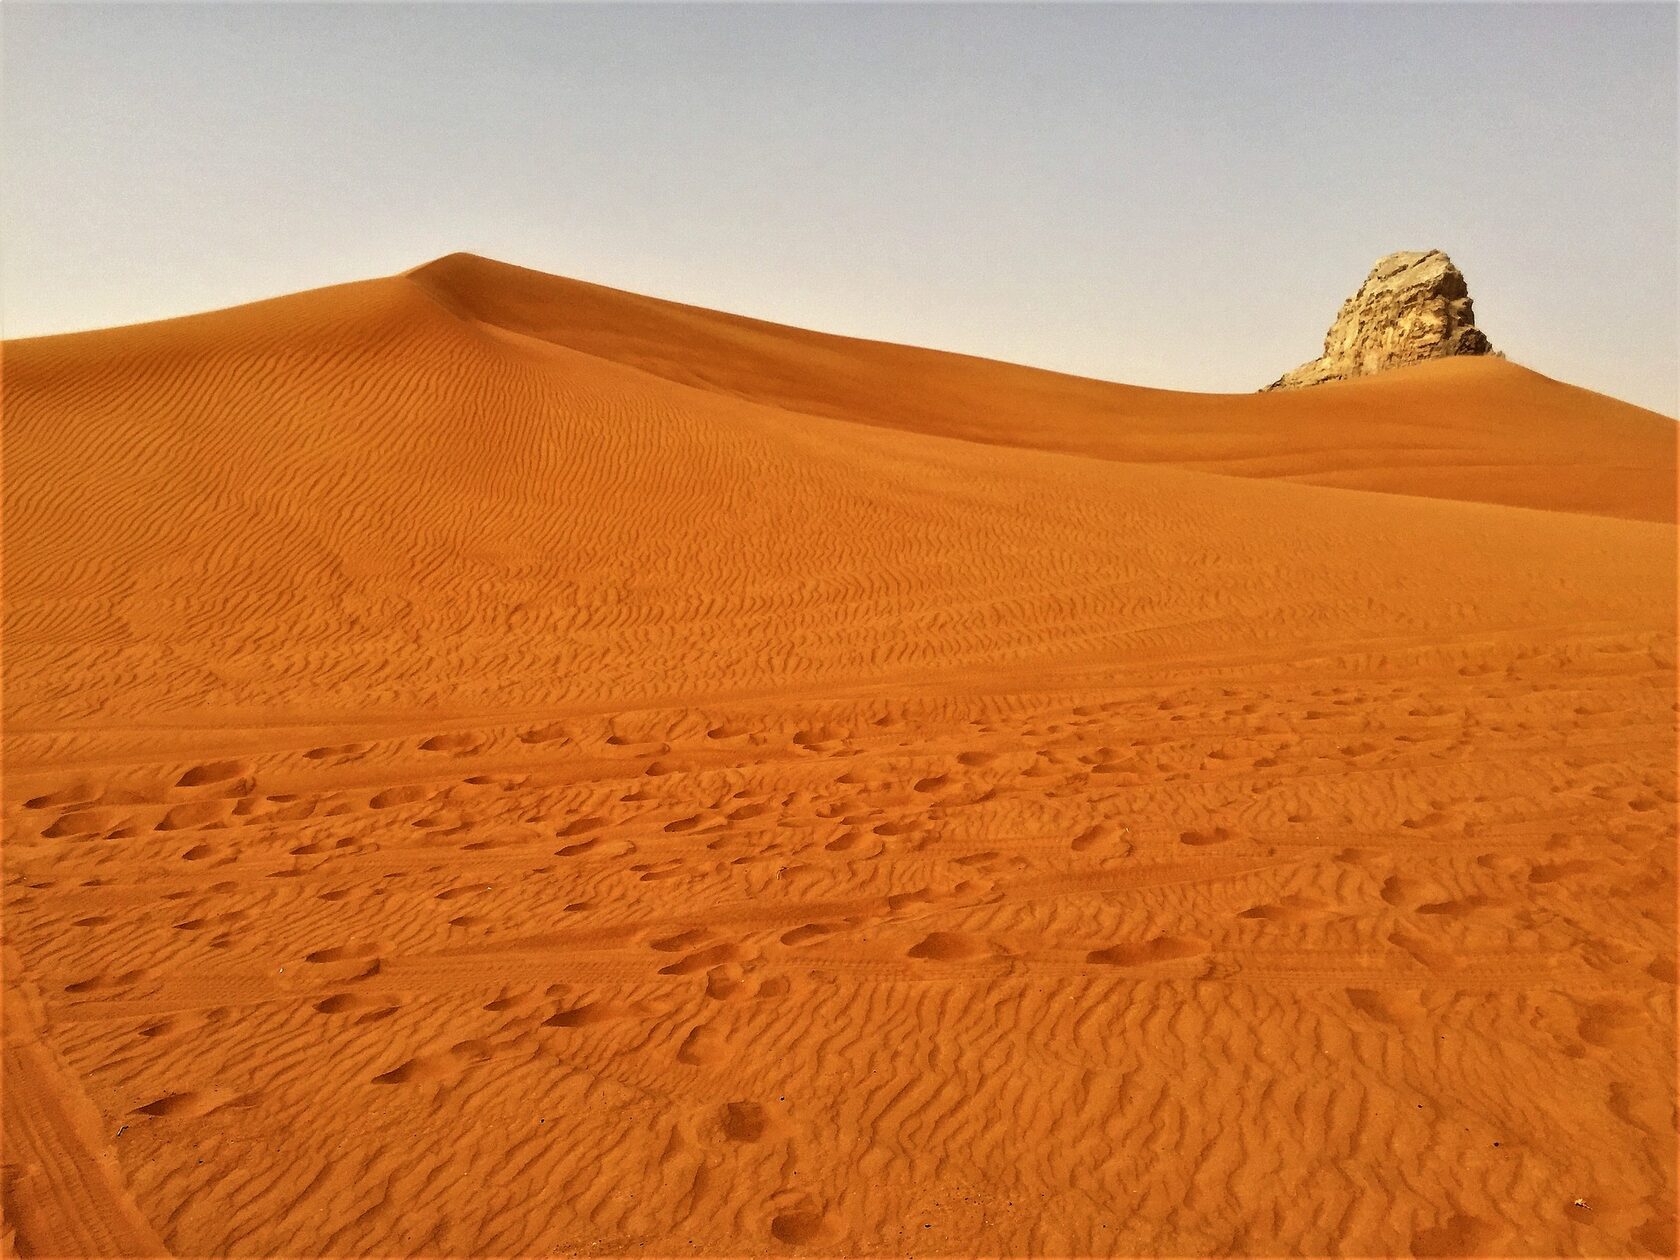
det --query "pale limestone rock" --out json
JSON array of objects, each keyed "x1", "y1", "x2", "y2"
[{"x1": 1265, "y1": 250, "x2": 1496, "y2": 390}]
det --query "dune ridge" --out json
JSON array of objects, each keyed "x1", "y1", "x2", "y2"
[
  {"x1": 405, "y1": 252, "x2": 1675, "y2": 521},
  {"x1": 2, "y1": 256, "x2": 1674, "y2": 1255}
]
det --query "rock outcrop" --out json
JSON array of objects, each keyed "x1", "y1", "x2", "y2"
[{"x1": 1265, "y1": 250, "x2": 1496, "y2": 390}]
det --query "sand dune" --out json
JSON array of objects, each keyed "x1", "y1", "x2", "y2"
[
  {"x1": 3, "y1": 255, "x2": 1674, "y2": 1255},
  {"x1": 407, "y1": 253, "x2": 1675, "y2": 521}
]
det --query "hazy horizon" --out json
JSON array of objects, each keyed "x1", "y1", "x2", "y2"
[{"x1": 4, "y1": 2, "x2": 1676, "y2": 413}]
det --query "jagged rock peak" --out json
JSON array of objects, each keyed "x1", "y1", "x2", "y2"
[{"x1": 1265, "y1": 249, "x2": 1497, "y2": 390}]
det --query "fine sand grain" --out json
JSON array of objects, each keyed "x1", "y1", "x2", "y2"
[{"x1": 3, "y1": 255, "x2": 1674, "y2": 1255}]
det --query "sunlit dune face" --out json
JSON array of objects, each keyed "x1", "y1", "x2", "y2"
[{"x1": 2, "y1": 259, "x2": 1673, "y2": 1257}]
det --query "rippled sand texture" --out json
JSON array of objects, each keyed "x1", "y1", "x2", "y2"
[{"x1": 3, "y1": 254, "x2": 1675, "y2": 1255}]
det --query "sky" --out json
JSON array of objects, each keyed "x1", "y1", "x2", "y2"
[{"x1": 3, "y1": 2, "x2": 1676, "y2": 413}]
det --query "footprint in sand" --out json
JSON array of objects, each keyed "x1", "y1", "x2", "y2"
[
  {"x1": 1072, "y1": 822, "x2": 1132, "y2": 854},
  {"x1": 1237, "y1": 896, "x2": 1330, "y2": 924},
  {"x1": 659, "y1": 943, "x2": 747, "y2": 976},
  {"x1": 42, "y1": 808, "x2": 126, "y2": 839},
  {"x1": 1577, "y1": 1000, "x2": 1643, "y2": 1048},
  {"x1": 1387, "y1": 928, "x2": 1458, "y2": 974},
  {"x1": 779, "y1": 923, "x2": 836, "y2": 947},
  {"x1": 719, "y1": 1100, "x2": 781, "y2": 1143},
  {"x1": 519, "y1": 722, "x2": 571, "y2": 745},
  {"x1": 676, "y1": 1023, "x2": 725, "y2": 1065},
  {"x1": 419, "y1": 732, "x2": 482, "y2": 754},
  {"x1": 293, "y1": 941, "x2": 383, "y2": 985},
  {"x1": 1087, "y1": 936, "x2": 1209, "y2": 967},
  {"x1": 65, "y1": 967, "x2": 156, "y2": 994},
  {"x1": 22, "y1": 784, "x2": 101, "y2": 811},
  {"x1": 907, "y1": 931, "x2": 991, "y2": 961},
  {"x1": 371, "y1": 1037, "x2": 500, "y2": 1087},
  {"x1": 768, "y1": 1193, "x2": 835, "y2": 1245},
  {"x1": 314, "y1": 991, "x2": 392, "y2": 1016},
  {"x1": 1179, "y1": 826, "x2": 1232, "y2": 847},
  {"x1": 133, "y1": 1086, "x2": 258, "y2": 1118},
  {"x1": 173, "y1": 760, "x2": 254, "y2": 792},
  {"x1": 302, "y1": 742, "x2": 373, "y2": 762},
  {"x1": 650, "y1": 928, "x2": 712, "y2": 952},
  {"x1": 543, "y1": 999, "x2": 644, "y2": 1029},
  {"x1": 1380, "y1": 875, "x2": 1445, "y2": 910},
  {"x1": 1345, "y1": 987, "x2": 1426, "y2": 1026},
  {"x1": 369, "y1": 785, "x2": 431, "y2": 810}
]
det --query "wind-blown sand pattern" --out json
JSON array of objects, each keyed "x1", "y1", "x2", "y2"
[{"x1": 3, "y1": 254, "x2": 1675, "y2": 1255}]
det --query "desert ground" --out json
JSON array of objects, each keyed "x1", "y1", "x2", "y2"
[{"x1": 2, "y1": 253, "x2": 1675, "y2": 1256}]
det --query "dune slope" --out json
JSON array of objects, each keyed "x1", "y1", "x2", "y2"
[
  {"x1": 408, "y1": 252, "x2": 1676, "y2": 522},
  {"x1": 2, "y1": 257, "x2": 1675, "y2": 1256}
]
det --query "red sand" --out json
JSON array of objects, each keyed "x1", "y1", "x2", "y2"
[{"x1": 3, "y1": 254, "x2": 1675, "y2": 1255}]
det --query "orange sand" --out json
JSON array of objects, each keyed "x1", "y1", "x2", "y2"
[{"x1": 2, "y1": 254, "x2": 1675, "y2": 1256}]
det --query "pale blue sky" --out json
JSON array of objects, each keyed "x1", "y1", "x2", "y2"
[{"x1": 3, "y1": 2, "x2": 1675, "y2": 412}]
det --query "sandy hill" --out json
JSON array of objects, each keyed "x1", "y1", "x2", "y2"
[
  {"x1": 408, "y1": 253, "x2": 1672, "y2": 520},
  {"x1": 2, "y1": 255, "x2": 1674, "y2": 1257}
]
